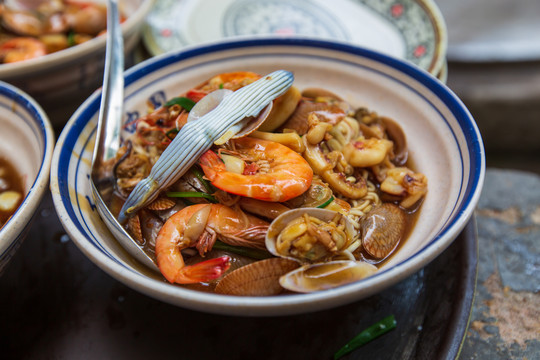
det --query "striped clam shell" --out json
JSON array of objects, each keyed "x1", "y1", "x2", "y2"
[
  {"x1": 146, "y1": 197, "x2": 176, "y2": 211},
  {"x1": 215, "y1": 257, "x2": 299, "y2": 296},
  {"x1": 126, "y1": 214, "x2": 143, "y2": 246}
]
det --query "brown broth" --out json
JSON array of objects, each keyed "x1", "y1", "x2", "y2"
[
  {"x1": 358, "y1": 196, "x2": 422, "y2": 267},
  {"x1": 358, "y1": 155, "x2": 424, "y2": 267},
  {"x1": 0, "y1": 157, "x2": 24, "y2": 228}
]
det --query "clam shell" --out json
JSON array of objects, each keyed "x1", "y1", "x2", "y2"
[
  {"x1": 266, "y1": 208, "x2": 356, "y2": 262},
  {"x1": 126, "y1": 214, "x2": 143, "y2": 246},
  {"x1": 146, "y1": 197, "x2": 176, "y2": 211},
  {"x1": 279, "y1": 260, "x2": 377, "y2": 293},
  {"x1": 215, "y1": 258, "x2": 299, "y2": 296},
  {"x1": 361, "y1": 203, "x2": 407, "y2": 259}
]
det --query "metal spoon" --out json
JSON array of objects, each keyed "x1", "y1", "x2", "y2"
[
  {"x1": 90, "y1": 4, "x2": 293, "y2": 274},
  {"x1": 90, "y1": 0, "x2": 159, "y2": 272}
]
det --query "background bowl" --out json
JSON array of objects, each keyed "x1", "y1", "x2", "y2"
[
  {"x1": 50, "y1": 38, "x2": 485, "y2": 316},
  {"x1": 0, "y1": 0, "x2": 154, "y2": 128},
  {"x1": 0, "y1": 81, "x2": 54, "y2": 274}
]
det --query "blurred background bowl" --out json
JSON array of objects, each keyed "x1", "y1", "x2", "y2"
[
  {"x1": 0, "y1": 81, "x2": 54, "y2": 274},
  {"x1": 50, "y1": 38, "x2": 485, "y2": 316},
  {"x1": 0, "y1": 0, "x2": 154, "y2": 129}
]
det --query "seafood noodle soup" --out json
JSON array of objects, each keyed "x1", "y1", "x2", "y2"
[
  {"x1": 99, "y1": 71, "x2": 428, "y2": 296},
  {"x1": 0, "y1": 157, "x2": 24, "y2": 229},
  {"x1": 0, "y1": 0, "x2": 122, "y2": 64}
]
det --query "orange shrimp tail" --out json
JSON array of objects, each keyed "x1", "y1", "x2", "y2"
[
  {"x1": 199, "y1": 150, "x2": 224, "y2": 181},
  {"x1": 172, "y1": 256, "x2": 231, "y2": 284}
]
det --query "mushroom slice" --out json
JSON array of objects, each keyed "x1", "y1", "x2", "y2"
[
  {"x1": 215, "y1": 258, "x2": 299, "y2": 296},
  {"x1": 380, "y1": 116, "x2": 408, "y2": 166},
  {"x1": 279, "y1": 260, "x2": 377, "y2": 293}
]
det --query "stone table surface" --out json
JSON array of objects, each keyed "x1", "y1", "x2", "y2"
[{"x1": 459, "y1": 168, "x2": 539, "y2": 359}]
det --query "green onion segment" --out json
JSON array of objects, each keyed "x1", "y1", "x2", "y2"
[
  {"x1": 213, "y1": 241, "x2": 272, "y2": 260},
  {"x1": 317, "y1": 196, "x2": 335, "y2": 208},
  {"x1": 166, "y1": 191, "x2": 217, "y2": 203},
  {"x1": 164, "y1": 97, "x2": 196, "y2": 111},
  {"x1": 334, "y1": 315, "x2": 397, "y2": 359}
]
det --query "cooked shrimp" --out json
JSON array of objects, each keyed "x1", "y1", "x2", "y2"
[
  {"x1": 155, "y1": 203, "x2": 269, "y2": 284},
  {"x1": 0, "y1": 37, "x2": 46, "y2": 63},
  {"x1": 1, "y1": 7, "x2": 46, "y2": 36},
  {"x1": 199, "y1": 137, "x2": 313, "y2": 202},
  {"x1": 64, "y1": 1, "x2": 107, "y2": 35},
  {"x1": 186, "y1": 71, "x2": 262, "y2": 102}
]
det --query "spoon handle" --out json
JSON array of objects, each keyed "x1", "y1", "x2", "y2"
[
  {"x1": 92, "y1": 0, "x2": 124, "y2": 172},
  {"x1": 90, "y1": 0, "x2": 160, "y2": 271}
]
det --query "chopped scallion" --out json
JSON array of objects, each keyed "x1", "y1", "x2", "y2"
[
  {"x1": 317, "y1": 196, "x2": 334, "y2": 208},
  {"x1": 67, "y1": 31, "x2": 76, "y2": 47},
  {"x1": 191, "y1": 166, "x2": 215, "y2": 194},
  {"x1": 334, "y1": 315, "x2": 397, "y2": 360},
  {"x1": 164, "y1": 97, "x2": 196, "y2": 111},
  {"x1": 166, "y1": 191, "x2": 217, "y2": 203},
  {"x1": 165, "y1": 128, "x2": 179, "y2": 140},
  {"x1": 213, "y1": 241, "x2": 272, "y2": 260}
]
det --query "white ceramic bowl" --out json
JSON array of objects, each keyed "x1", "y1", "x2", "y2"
[
  {"x1": 0, "y1": 0, "x2": 154, "y2": 127},
  {"x1": 0, "y1": 81, "x2": 54, "y2": 274},
  {"x1": 50, "y1": 38, "x2": 485, "y2": 316}
]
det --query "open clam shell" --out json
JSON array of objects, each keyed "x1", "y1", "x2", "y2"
[
  {"x1": 361, "y1": 203, "x2": 407, "y2": 260},
  {"x1": 215, "y1": 258, "x2": 299, "y2": 296},
  {"x1": 187, "y1": 89, "x2": 273, "y2": 141},
  {"x1": 265, "y1": 207, "x2": 357, "y2": 263},
  {"x1": 279, "y1": 260, "x2": 377, "y2": 293}
]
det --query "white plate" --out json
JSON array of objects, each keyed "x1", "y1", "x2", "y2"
[{"x1": 143, "y1": 0, "x2": 447, "y2": 75}]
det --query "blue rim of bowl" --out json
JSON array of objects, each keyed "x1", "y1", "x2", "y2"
[
  {"x1": 0, "y1": 81, "x2": 53, "y2": 257},
  {"x1": 53, "y1": 37, "x2": 485, "y2": 309}
]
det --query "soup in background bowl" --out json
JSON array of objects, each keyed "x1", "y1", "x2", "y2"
[
  {"x1": 0, "y1": 80, "x2": 54, "y2": 274},
  {"x1": 50, "y1": 38, "x2": 485, "y2": 316},
  {"x1": 0, "y1": 0, "x2": 154, "y2": 127}
]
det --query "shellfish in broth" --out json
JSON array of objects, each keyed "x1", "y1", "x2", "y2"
[
  {"x1": 102, "y1": 70, "x2": 428, "y2": 296},
  {"x1": 265, "y1": 208, "x2": 378, "y2": 292}
]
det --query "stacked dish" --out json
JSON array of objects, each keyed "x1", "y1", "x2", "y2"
[{"x1": 143, "y1": 0, "x2": 447, "y2": 79}]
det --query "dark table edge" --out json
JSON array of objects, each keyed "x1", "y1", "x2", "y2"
[{"x1": 440, "y1": 216, "x2": 478, "y2": 359}]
